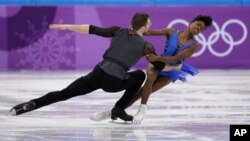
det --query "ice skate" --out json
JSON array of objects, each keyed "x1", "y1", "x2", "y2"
[
  {"x1": 10, "y1": 101, "x2": 36, "y2": 115},
  {"x1": 111, "y1": 107, "x2": 133, "y2": 122},
  {"x1": 90, "y1": 110, "x2": 111, "y2": 121}
]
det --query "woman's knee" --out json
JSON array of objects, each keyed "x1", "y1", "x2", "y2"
[{"x1": 146, "y1": 70, "x2": 157, "y2": 82}]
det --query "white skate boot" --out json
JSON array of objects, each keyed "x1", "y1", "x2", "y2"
[{"x1": 90, "y1": 110, "x2": 111, "y2": 121}]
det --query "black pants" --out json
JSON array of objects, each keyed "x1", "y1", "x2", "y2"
[{"x1": 32, "y1": 65, "x2": 145, "y2": 109}]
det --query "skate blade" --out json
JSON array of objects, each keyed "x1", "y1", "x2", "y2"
[
  {"x1": 109, "y1": 120, "x2": 133, "y2": 125},
  {"x1": 132, "y1": 120, "x2": 142, "y2": 125}
]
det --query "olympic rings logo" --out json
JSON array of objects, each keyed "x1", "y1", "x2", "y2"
[{"x1": 167, "y1": 19, "x2": 248, "y2": 57}]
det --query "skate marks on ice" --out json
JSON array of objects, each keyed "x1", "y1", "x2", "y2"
[{"x1": 0, "y1": 70, "x2": 250, "y2": 140}]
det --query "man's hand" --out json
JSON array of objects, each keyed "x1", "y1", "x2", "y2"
[
  {"x1": 49, "y1": 24, "x2": 68, "y2": 30},
  {"x1": 133, "y1": 104, "x2": 147, "y2": 124},
  {"x1": 146, "y1": 54, "x2": 160, "y2": 62}
]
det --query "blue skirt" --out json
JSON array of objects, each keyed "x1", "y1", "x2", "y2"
[{"x1": 158, "y1": 62, "x2": 199, "y2": 83}]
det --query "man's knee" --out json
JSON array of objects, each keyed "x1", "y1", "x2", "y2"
[{"x1": 135, "y1": 70, "x2": 146, "y2": 82}]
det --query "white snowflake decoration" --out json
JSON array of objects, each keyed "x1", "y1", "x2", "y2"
[{"x1": 15, "y1": 16, "x2": 76, "y2": 70}]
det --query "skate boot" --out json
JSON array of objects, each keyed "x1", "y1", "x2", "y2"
[
  {"x1": 10, "y1": 101, "x2": 36, "y2": 115},
  {"x1": 111, "y1": 107, "x2": 133, "y2": 122},
  {"x1": 90, "y1": 110, "x2": 111, "y2": 121}
]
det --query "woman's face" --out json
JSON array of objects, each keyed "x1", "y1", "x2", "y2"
[{"x1": 189, "y1": 21, "x2": 206, "y2": 35}]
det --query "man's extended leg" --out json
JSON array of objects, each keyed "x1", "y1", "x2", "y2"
[{"x1": 11, "y1": 68, "x2": 100, "y2": 115}]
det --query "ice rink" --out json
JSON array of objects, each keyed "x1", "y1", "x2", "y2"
[{"x1": 0, "y1": 70, "x2": 250, "y2": 141}]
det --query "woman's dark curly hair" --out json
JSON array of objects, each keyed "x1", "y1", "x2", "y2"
[{"x1": 191, "y1": 15, "x2": 213, "y2": 27}]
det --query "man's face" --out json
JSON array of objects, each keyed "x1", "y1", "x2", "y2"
[
  {"x1": 144, "y1": 18, "x2": 152, "y2": 32},
  {"x1": 189, "y1": 21, "x2": 206, "y2": 35}
]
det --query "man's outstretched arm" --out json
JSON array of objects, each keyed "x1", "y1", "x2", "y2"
[
  {"x1": 49, "y1": 24, "x2": 90, "y2": 33},
  {"x1": 49, "y1": 24, "x2": 120, "y2": 37}
]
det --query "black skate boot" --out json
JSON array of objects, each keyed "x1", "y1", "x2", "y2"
[
  {"x1": 10, "y1": 101, "x2": 36, "y2": 115},
  {"x1": 111, "y1": 107, "x2": 133, "y2": 121}
]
